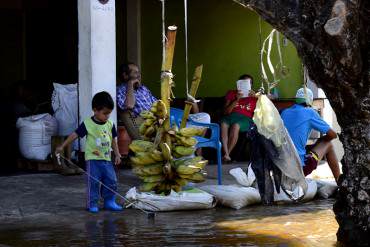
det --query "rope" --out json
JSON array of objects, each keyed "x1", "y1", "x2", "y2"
[
  {"x1": 160, "y1": 0, "x2": 166, "y2": 62},
  {"x1": 276, "y1": 31, "x2": 283, "y2": 68},
  {"x1": 161, "y1": 71, "x2": 174, "y2": 80},
  {"x1": 186, "y1": 94, "x2": 200, "y2": 103},
  {"x1": 267, "y1": 29, "x2": 276, "y2": 86},
  {"x1": 56, "y1": 154, "x2": 160, "y2": 212},
  {"x1": 258, "y1": 17, "x2": 265, "y2": 91},
  {"x1": 184, "y1": 0, "x2": 190, "y2": 100}
]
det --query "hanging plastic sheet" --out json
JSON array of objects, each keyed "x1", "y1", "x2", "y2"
[{"x1": 253, "y1": 95, "x2": 308, "y2": 201}]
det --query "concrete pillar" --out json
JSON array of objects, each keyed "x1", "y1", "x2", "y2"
[{"x1": 78, "y1": 0, "x2": 117, "y2": 125}]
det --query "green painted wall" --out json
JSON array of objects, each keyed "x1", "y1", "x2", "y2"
[{"x1": 141, "y1": 0, "x2": 303, "y2": 98}]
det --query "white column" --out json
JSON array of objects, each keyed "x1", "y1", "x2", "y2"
[{"x1": 78, "y1": 0, "x2": 117, "y2": 124}]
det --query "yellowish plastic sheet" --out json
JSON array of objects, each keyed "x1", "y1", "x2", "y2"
[
  {"x1": 253, "y1": 95, "x2": 285, "y2": 147},
  {"x1": 253, "y1": 95, "x2": 308, "y2": 199}
]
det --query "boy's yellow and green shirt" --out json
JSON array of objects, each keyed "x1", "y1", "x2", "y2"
[{"x1": 75, "y1": 117, "x2": 117, "y2": 161}]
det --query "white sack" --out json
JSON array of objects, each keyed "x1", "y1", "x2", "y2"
[
  {"x1": 316, "y1": 180, "x2": 338, "y2": 199},
  {"x1": 52, "y1": 83, "x2": 78, "y2": 136},
  {"x1": 16, "y1": 114, "x2": 58, "y2": 160},
  {"x1": 200, "y1": 185, "x2": 261, "y2": 209},
  {"x1": 125, "y1": 187, "x2": 216, "y2": 212}
]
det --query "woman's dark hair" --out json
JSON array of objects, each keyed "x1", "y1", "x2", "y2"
[
  {"x1": 92, "y1": 91, "x2": 114, "y2": 110},
  {"x1": 238, "y1": 74, "x2": 254, "y2": 85}
]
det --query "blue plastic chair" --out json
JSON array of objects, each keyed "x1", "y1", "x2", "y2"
[{"x1": 170, "y1": 107, "x2": 223, "y2": 185}]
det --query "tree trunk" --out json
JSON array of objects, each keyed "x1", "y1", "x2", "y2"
[{"x1": 234, "y1": 0, "x2": 370, "y2": 245}]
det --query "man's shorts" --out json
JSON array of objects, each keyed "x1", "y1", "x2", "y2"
[
  {"x1": 303, "y1": 147, "x2": 320, "y2": 176},
  {"x1": 221, "y1": 112, "x2": 254, "y2": 132}
]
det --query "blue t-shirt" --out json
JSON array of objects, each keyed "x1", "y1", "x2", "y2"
[{"x1": 281, "y1": 104, "x2": 330, "y2": 166}]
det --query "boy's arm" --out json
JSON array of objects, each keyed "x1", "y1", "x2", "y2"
[
  {"x1": 112, "y1": 138, "x2": 122, "y2": 165},
  {"x1": 56, "y1": 132, "x2": 78, "y2": 153}
]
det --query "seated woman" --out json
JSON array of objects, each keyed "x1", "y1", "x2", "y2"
[{"x1": 221, "y1": 74, "x2": 257, "y2": 162}]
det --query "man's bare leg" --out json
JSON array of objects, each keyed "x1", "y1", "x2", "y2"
[
  {"x1": 311, "y1": 140, "x2": 341, "y2": 183},
  {"x1": 228, "y1": 124, "x2": 240, "y2": 156},
  {"x1": 221, "y1": 123, "x2": 231, "y2": 161}
]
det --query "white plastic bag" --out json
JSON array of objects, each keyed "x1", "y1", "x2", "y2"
[
  {"x1": 16, "y1": 114, "x2": 58, "y2": 160},
  {"x1": 200, "y1": 185, "x2": 261, "y2": 209},
  {"x1": 125, "y1": 187, "x2": 216, "y2": 212},
  {"x1": 51, "y1": 83, "x2": 78, "y2": 136},
  {"x1": 229, "y1": 166, "x2": 256, "y2": 187},
  {"x1": 316, "y1": 180, "x2": 338, "y2": 199}
]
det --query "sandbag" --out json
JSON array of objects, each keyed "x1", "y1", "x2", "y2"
[
  {"x1": 315, "y1": 180, "x2": 337, "y2": 199},
  {"x1": 51, "y1": 83, "x2": 78, "y2": 136},
  {"x1": 125, "y1": 187, "x2": 216, "y2": 212},
  {"x1": 16, "y1": 114, "x2": 58, "y2": 160},
  {"x1": 200, "y1": 185, "x2": 261, "y2": 209},
  {"x1": 274, "y1": 179, "x2": 317, "y2": 203}
]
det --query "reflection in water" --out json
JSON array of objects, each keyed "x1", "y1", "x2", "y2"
[
  {"x1": 85, "y1": 215, "x2": 124, "y2": 247},
  {"x1": 0, "y1": 199, "x2": 341, "y2": 247},
  {"x1": 216, "y1": 209, "x2": 338, "y2": 246}
]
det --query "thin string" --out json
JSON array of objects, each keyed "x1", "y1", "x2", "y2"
[
  {"x1": 258, "y1": 16, "x2": 265, "y2": 91},
  {"x1": 184, "y1": 0, "x2": 189, "y2": 98},
  {"x1": 160, "y1": 0, "x2": 166, "y2": 62}
]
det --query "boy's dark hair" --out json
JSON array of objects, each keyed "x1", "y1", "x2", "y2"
[
  {"x1": 117, "y1": 62, "x2": 136, "y2": 81},
  {"x1": 92, "y1": 91, "x2": 114, "y2": 110},
  {"x1": 238, "y1": 74, "x2": 254, "y2": 85}
]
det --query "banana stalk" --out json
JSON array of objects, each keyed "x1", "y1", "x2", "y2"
[{"x1": 181, "y1": 65, "x2": 203, "y2": 129}]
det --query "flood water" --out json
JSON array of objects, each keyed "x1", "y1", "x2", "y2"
[{"x1": 0, "y1": 199, "x2": 340, "y2": 247}]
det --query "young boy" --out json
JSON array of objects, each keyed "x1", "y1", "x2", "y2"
[{"x1": 57, "y1": 91, "x2": 122, "y2": 213}]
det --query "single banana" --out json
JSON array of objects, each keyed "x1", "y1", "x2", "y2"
[
  {"x1": 130, "y1": 152, "x2": 156, "y2": 165},
  {"x1": 187, "y1": 172, "x2": 206, "y2": 182},
  {"x1": 142, "y1": 175, "x2": 164, "y2": 183},
  {"x1": 179, "y1": 127, "x2": 206, "y2": 137},
  {"x1": 174, "y1": 146, "x2": 195, "y2": 156},
  {"x1": 155, "y1": 100, "x2": 168, "y2": 119},
  {"x1": 129, "y1": 140, "x2": 155, "y2": 153},
  {"x1": 160, "y1": 142, "x2": 173, "y2": 161},
  {"x1": 175, "y1": 178, "x2": 188, "y2": 186},
  {"x1": 144, "y1": 118, "x2": 155, "y2": 127},
  {"x1": 144, "y1": 126, "x2": 155, "y2": 137},
  {"x1": 150, "y1": 149, "x2": 164, "y2": 162},
  {"x1": 176, "y1": 164, "x2": 201, "y2": 175},
  {"x1": 140, "y1": 110, "x2": 156, "y2": 119},
  {"x1": 140, "y1": 182, "x2": 159, "y2": 192},
  {"x1": 141, "y1": 163, "x2": 163, "y2": 175},
  {"x1": 139, "y1": 124, "x2": 147, "y2": 135},
  {"x1": 176, "y1": 135, "x2": 197, "y2": 147}
]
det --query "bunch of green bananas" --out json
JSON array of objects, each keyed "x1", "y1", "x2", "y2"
[
  {"x1": 130, "y1": 142, "x2": 208, "y2": 194},
  {"x1": 169, "y1": 126, "x2": 206, "y2": 159},
  {"x1": 129, "y1": 140, "x2": 207, "y2": 195},
  {"x1": 139, "y1": 100, "x2": 167, "y2": 140},
  {"x1": 128, "y1": 101, "x2": 208, "y2": 195}
]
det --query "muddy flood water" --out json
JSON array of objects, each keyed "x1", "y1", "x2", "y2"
[{"x1": 0, "y1": 199, "x2": 340, "y2": 247}]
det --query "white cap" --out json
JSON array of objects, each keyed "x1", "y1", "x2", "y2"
[{"x1": 295, "y1": 87, "x2": 313, "y2": 106}]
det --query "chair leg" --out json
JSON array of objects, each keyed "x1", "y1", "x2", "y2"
[{"x1": 216, "y1": 142, "x2": 222, "y2": 185}]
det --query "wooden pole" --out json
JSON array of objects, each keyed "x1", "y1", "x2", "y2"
[
  {"x1": 161, "y1": 26, "x2": 177, "y2": 111},
  {"x1": 160, "y1": 26, "x2": 177, "y2": 145},
  {"x1": 180, "y1": 64, "x2": 203, "y2": 129}
]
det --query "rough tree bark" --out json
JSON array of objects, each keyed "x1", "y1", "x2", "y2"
[{"x1": 233, "y1": 0, "x2": 370, "y2": 246}]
